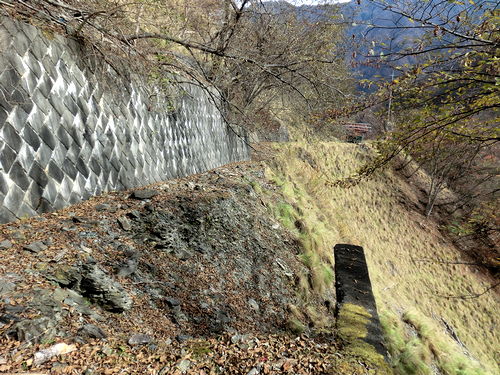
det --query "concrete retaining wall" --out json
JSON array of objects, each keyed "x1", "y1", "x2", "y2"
[
  {"x1": 0, "y1": 17, "x2": 249, "y2": 223},
  {"x1": 334, "y1": 244, "x2": 388, "y2": 363}
]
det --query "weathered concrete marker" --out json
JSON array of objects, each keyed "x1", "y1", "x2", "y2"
[{"x1": 334, "y1": 244, "x2": 389, "y2": 370}]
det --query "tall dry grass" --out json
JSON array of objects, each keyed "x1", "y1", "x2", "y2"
[{"x1": 265, "y1": 141, "x2": 498, "y2": 374}]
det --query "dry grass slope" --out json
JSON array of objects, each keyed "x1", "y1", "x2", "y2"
[{"x1": 264, "y1": 141, "x2": 499, "y2": 375}]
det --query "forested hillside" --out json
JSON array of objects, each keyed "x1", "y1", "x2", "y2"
[{"x1": 0, "y1": 1, "x2": 498, "y2": 374}]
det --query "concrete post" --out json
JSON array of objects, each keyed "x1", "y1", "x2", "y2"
[{"x1": 334, "y1": 244, "x2": 389, "y2": 369}]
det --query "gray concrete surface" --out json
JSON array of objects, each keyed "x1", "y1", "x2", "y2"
[{"x1": 0, "y1": 16, "x2": 249, "y2": 223}]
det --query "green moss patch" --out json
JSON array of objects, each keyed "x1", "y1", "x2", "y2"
[
  {"x1": 337, "y1": 304, "x2": 392, "y2": 373},
  {"x1": 266, "y1": 141, "x2": 498, "y2": 374}
]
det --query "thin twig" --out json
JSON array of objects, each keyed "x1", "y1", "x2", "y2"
[
  {"x1": 0, "y1": 0, "x2": 14, "y2": 8},
  {"x1": 414, "y1": 258, "x2": 487, "y2": 267},
  {"x1": 434, "y1": 282, "x2": 500, "y2": 300}
]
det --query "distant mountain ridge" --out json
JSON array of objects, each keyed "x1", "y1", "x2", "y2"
[
  {"x1": 257, "y1": 1, "x2": 405, "y2": 82},
  {"x1": 260, "y1": 0, "x2": 491, "y2": 84}
]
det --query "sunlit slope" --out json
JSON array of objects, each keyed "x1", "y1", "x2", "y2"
[{"x1": 265, "y1": 141, "x2": 499, "y2": 375}]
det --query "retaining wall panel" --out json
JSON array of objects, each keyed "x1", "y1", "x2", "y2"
[{"x1": 0, "y1": 16, "x2": 248, "y2": 223}]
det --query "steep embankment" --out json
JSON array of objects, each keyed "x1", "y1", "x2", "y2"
[
  {"x1": 264, "y1": 141, "x2": 499, "y2": 375},
  {"x1": 0, "y1": 140, "x2": 497, "y2": 374},
  {"x1": 0, "y1": 160, "x2": 373, "y2": 374}
]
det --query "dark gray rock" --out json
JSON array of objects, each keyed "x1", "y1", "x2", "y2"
[
  {"x1": 0, "y1": 208, "x2": 16, "y2": 227},
  {"x1": 175, "y1": 334, "x2": 192, "y2": 343},
  {"x1": 217, "y1": 310, "x2": 231, "y2": 324},
  {"x1": 165, "y1": 297, "x2": 180, "y2": 308},
  {"x1": 172, "y1": 309, "x2": 188, "y2": 324},
  {"x1": 0, "y1": 240, "x2": 13, "y2": 250},
  {"x1": 23, "y1": 241, "x2": 47, "y2": 253},
  {"x1": 115, "y1": 244, "x2": 139, "y2": 277},
  {"x1": 95, "y1": 203, "x2": 111, "y2": 211},
  {"x1": 209, "y1": 310, "x2": 232, "y2": 333},
  {"x1": 0, "y1": 313, "x2": 22, "y2": 324},
  {"x1": 29, "y1": 289, "x2": 63, "y2": 316},
  {"x1": 117, "y1": 216, "x2": 132, "y2": 231},
  {"x1": 116, "y1": 258, "x2": 138, "y2": 277},
  {"x1": 172, "y1": 248, "x2": 193, "y2": 260},
  {"x1": 4, "y1": 305, "x2": 26, "y2": 313},
  {"x1": 79, "y1": 324, "x2": 107, "y2": 339},
  {"x1": 0, "y1": 144, "x2": 17, "y2": 176},
  {"x1": 131, "y1": 190, "x2": 159, "y2": 200},
  {"x1": 10, "y1": 231, "x2": 25, "y2": 240},
  {"x1": 48, "y1": 161, "x2": 64, "y2": 183},
  {"x1": 128, "y1": 333, "x2": 153, "y2": 345},
  {"x1": 80, "y1": 263, "x2": 133, "y2": 312},
  {"x1": 126, "y1": 210, "x2": 141, "y2": 220},
  {"x1": 52, "y1": 288, "x2": 92, "y2": 315},
  {"x1": 29, "y1": 162, "x2": 49, "y2": 188},
  {"x1": 9, "y1": 162, "x2": 30, "y2": 190},
  {"x1": 12, "y1": 316, "x2": 57, "y2": 343},
  {"x1": 0, "y1": 278, "x2": 16, "y2": 296},
  {"x1": 195, "y1": 243, "x2": 210, "y2": 254},
  {"x1": 72, "y1": 216, "x2": 88, "y2": 224},
  {"x1": 48, "y1": 265, "x2": 81, "y2": 287}
]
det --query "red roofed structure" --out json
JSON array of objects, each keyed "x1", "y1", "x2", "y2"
[{"x1": 343, "y1": 122, "x2": 372, "y2": 143}]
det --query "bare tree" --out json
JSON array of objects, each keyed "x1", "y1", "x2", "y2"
[
  {"x1": 3, "y1": 0, "x2": 353, "y2": 129},
  {"x1": 334, "y1": 0, "x2": 500, "y2": 271}
]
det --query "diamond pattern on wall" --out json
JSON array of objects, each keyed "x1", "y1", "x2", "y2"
[{"x1": 0, "y1": 17, "x2": 248, "y2": 224}]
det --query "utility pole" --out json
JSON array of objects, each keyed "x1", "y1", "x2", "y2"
[{"x1": 386, "y1": 70, "x2": 394, "y2": 133}]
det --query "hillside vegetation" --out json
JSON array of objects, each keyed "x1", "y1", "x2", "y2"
[
  {"x1": 261, "y1": 139, "x2": 499, "y2": 375},
  {"x1": 0, "y1": 157, "x2": 384, "y2": 375},
  {"x1": 1, "y1": 1, "x2": 497, "y2": 374},
  {"x1": 0, "y1": 136, "x2": 497, "y2": 374}
]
